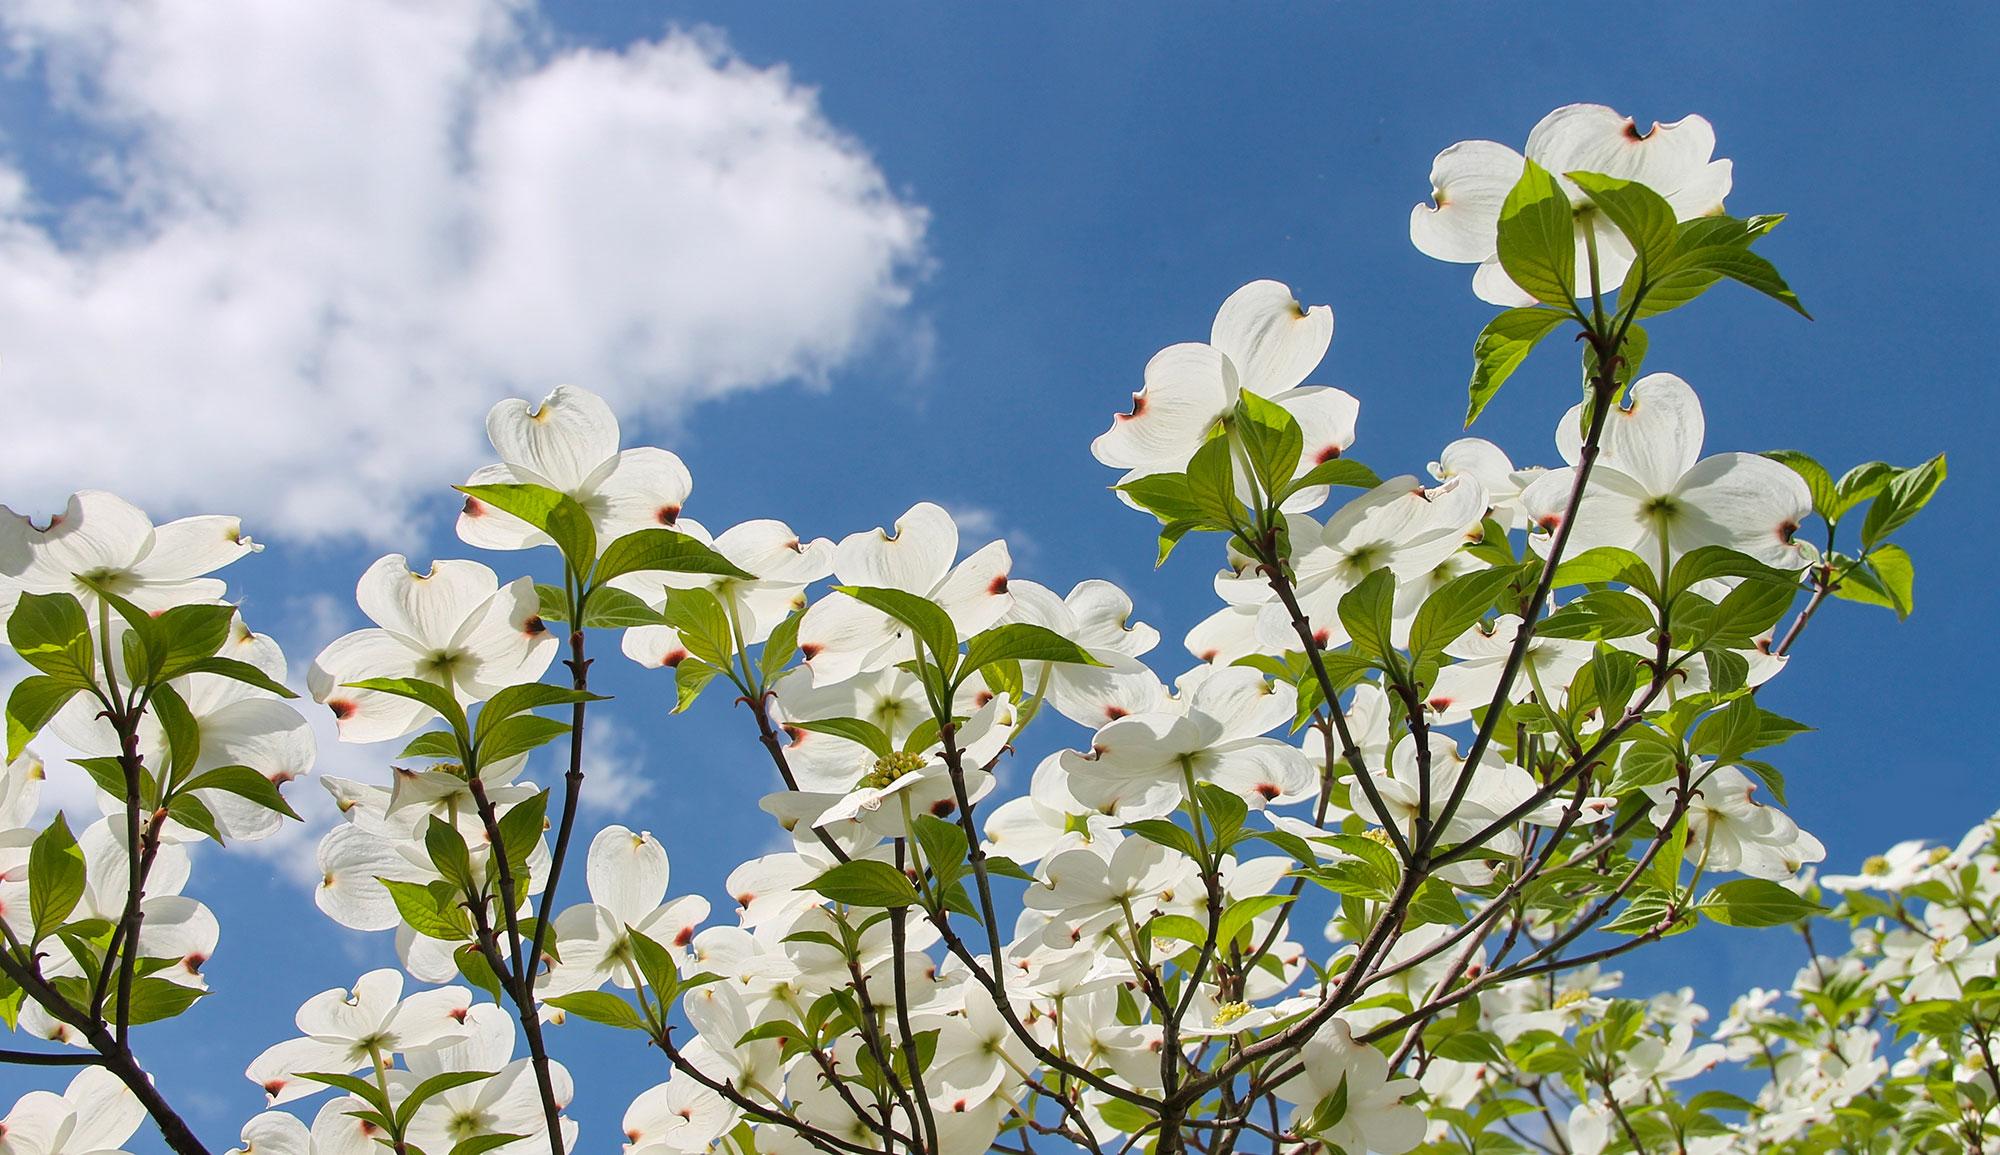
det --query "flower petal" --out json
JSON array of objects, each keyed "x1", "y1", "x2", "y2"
[
  {"x1": 1210, "y1": 280, "x2": 1333, "y2": 397},
  {"x1": 486, "y1": 384, "x2": 620, "y2": 492}
]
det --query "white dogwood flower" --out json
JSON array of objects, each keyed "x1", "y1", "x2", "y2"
[
  {"x1": 544, "y1": 825, "x2": 710, "y2": 996},
  {"x1": 0, "y1": 1068, "x2": 144, "y2": 1155},
  {"x1": 0, "y1": 490, "x2": 257, "y2": 626},
  {"x1": 1093, "y1": 281, "x2": 1358, "y2": 503},
  {"x1": 1274, "y1": 1017, "x2": 1425, "y2": 1154},
  {"x1": 619, "y1": 518, "x2": 834, "y2": 668},
  {"x1": 1061, "y1": 666, "x2": 1311, "y2": 820},
  {"x1": 795, "y1": 502, "x2": 1012, "y2": 686},
  {"x1": 309, "y1": 555, "x2": 556, "y2": 742},
  {"x1": 1650, "y1": 763, "x2": 1825, "y2": 881},
  {"x1": 1411, "y1": 103, "x2": 1733, "y2": 305},
  {"x1": 1521, "y1": 373, "x2": 1812, "y2": 570},
  {"x1": 457, "y1": 384, "x2": 702, "y2": 552},
  {"x1": 245, "y1": 970, "x2": 472, "y2": 1105}
]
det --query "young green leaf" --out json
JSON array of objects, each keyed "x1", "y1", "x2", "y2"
[
  {"x1": 595, "y1": 528, "x2": 753, "y2": 584},
  {"x1": 455, "y1": 483, "x2": 598, "y2": 576},
  {"x1": 1494, "y1": 159, "x2": 1576, "y2": 307},
  {"x1": 832, "y1": 586, "x2": 958, "y2": 670},
  {"x1": 27, "y1": 814, "x2": 87, "y2": 942},
  {"x1": 1336, "y1": 567, "x2": 1397, "y2": 667},
  {"x1": 1466, "y1": 307, "x2": 1570, "y2": 426},
  {"x1": 179, "y1": 765, "x2": 303, "y2": 821},
  {"x1": 959, "y1": 623, "x2": 1103, "y2": 683},
  {"x1": 805, "y1": 860, "x2": 920, "y2": 909}
]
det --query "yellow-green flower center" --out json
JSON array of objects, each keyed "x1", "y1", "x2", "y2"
[
  {"x1": 1213, "y1": 1002, "x2": 1252, "y2": 1026},
  {"x1": 858, "y1": 750, "x2": 927, "y2": 790}
]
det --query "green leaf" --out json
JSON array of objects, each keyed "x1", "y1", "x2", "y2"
[
  {"x1": 1697, "y1": 577, "x2": 1797, "y2": 648},
  {"x1": 1217, "y1": 893, "x2": 1295, "y2": 944},
  {"x1": 123, "y1": 976, "x2": 206, "y2": 1024},
  {"x1": 150, "y1": 683, "x2": 202, "y2": 786},
  {"x1": 982, "y1": 855, "x2": 1035, "y2": 882},
  {"x1": 1194, "y1": 782, "x2": 1249, "y2": 850},
  {"x1": 1148, "y1": 913, "x2": 1210, "y2": 944},
  {"x1": 1408, "y1": 565, "x2": 1519, "y2": 673},
  {"x1": 628, "y1": 929, "x2": 682, "y2": 1000},
  {"x1": 1494, "y1": 158, "x2": 1576, "y2": 307},
  {"x1": 1287, "y1": 458, "x2": 1383, "y2": 494},
  {"x1": 1407, "y1": 877, "x2": 1467, "y2": 928},
  {"x1": 534, "y1": 582, "x2": 570, "y2": 624},
  {"x1": 959, "y1": 622, "x2": 1103, "y2": 683},
  {"x1": 1764, "y1": 451, "x2": 1837, "y2": 521},
  {"x1": 1701, "y1": 879, "x2": 1824, "y2": 928},
  {"x1": 1097, "y1": 1097, "x2": 1156, "y2": 1136},
  {"x1": 477, "y1": 683, "x2": 601, "y2": 738},
  {"x1": 396, "y1": 1071, "x2": 497, "y2": 1131},
  {"x1": 672, "y1": 660, "x2": 722, "y2": 714},
  {"x1": 476, "y1": 714, "x2": 572, "y2": 765},
  {"x1": 6, "y1": 591, "x2": 95, "y2": 685},
  {"x1": 833, "y1": 586, "x2": 958, "y2": 669},
  {"x1": 911, "y1": 813, "x2": 969, "y2": 891},
  {"x1": 1670, "y1": 244, "x2": 1809, "y2": 318},
  {"x1": 792, "y1": 717, "x2": 893, "y2": 758},
  {"x1": 180, "y1": 765, "x2": 302, "y2": 821},
  {"x1": 1537, "y1": 590, "x2": 1655, "y2": 641},
  {"x1": 760, "y1": 611, "x2": 803, "y2": 685},
  {"x1": 1667, "y1": 546, "x2": 1794, "y2": 601},
  {"x1": 398, "y1": 730, "x2": 461, "y2": 760},
  {"x1": 496, "y1": 791, "x2": 549, "y2": 878},
  {"x1": 8, "y1": 676, "x2": 83, "y2": 761},
  {"x1": 1185, "y1": 431, "x2": 1242, "y2": 526},
  {"x1": 1553, "y1": 546, "x2": 1656, "y2": 595},
  {"x1": 546, "y1": 991, "x2": 649, "y2": 1031},
  {"x1": 1154, "y1": 518, "x2": 1207, "y2": 566},
  {"x1": 380, "y1": 878, "x2": 472, "y2": 941},
  {"x1": 595, "y1": 528, "x2": 753, "y2": 584},
  {"x1": 300, "y1": 1071, "x2": 392, "y2": 1114},
  {"x1": 658, "y1": 587, "x2": 735, "y2": 667},
  {"x1": 72, "y1": 756, "x2": 131, "y2": 800},
  {"x1": 1336, "y1": 567, "x2": 1397, "y2": 666},
  {"x1": 27, "y1": 814, "x2": 86, "y2": 941},
  {"x1": 1120, "y1": 818, "x2": 1205, "y2": 863},
  {"x1": 450, "y1": 1134, "x2": 529, "y2": 1155},
  {"x1": 1233, "y1": 390, "x2": 1305, "y2": 503},
  {"x1": 1466, "y1": 307, "x2": 1570, "y2": 426},
  {"x1": 343, "y1": 676, "x2": 465, "y2": 735},
  {"x1": 1567, "y1": 171, "x2": 1677, "y2": 278},
  {"x1": 806, "y1": 859, "x2": 919, "y2": 908},
  {"x1": 455, "y1": 483, "x2": 598, "y2": 575},
  {"x1": 578, "y1": 584, "x2": 666, "y2": 629},
  {"x1": 1861, "y1": 454, "x2": 1947, "y2": 551},
  {"x1": 426, "y1": 817, "x2": 477, "y2": 894},
  {"x1": 454, "y1": 945, "x2": 504, "y2": 1003},
  {"x1": 1607, "y1": 729, "x2": 1681, "y2": 795},
  {"x1": 151, "y1": 603, "x2": 240, "y2": 680},
  {"x1": 1834, "y1": 544, "x2": 1915, "y2": 618},
  {"x1": 1116, "y1": 472, "x2": 1206, "y2": 526},
  {"x1": 181, "y1": 656, "x2": 298, "y2": 698},
  {"x1": 1298, "y1": 1074, "x2": 1350, "y2": 1139}
]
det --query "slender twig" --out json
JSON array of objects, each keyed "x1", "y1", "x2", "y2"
[{"x1": 463, "y1": 773, "x2": 566, "y2": 1152}]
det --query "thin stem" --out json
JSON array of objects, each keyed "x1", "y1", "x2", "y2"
[{"x1": 463, "y1": 773, "x2": 565, "y2": 1153}]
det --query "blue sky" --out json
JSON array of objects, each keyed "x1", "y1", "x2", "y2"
[{"x1": 2, "y1": 2, "x2": 1995, "y2": 1147}]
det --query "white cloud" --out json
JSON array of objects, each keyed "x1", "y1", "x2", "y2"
[
  {"x1": 575, "y1": 715, "x2": 655, "y2": 815},
  {"x1": 0, "y1": 1, "x2": 929, "y2": 540},
  {"x1": 946, "y1": 503, "x2": 1038, "y2": 569}
]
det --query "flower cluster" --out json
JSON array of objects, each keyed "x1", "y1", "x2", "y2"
[{"x1": 0, "y1": 102, "x2": 1964, "y2": 1155}]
